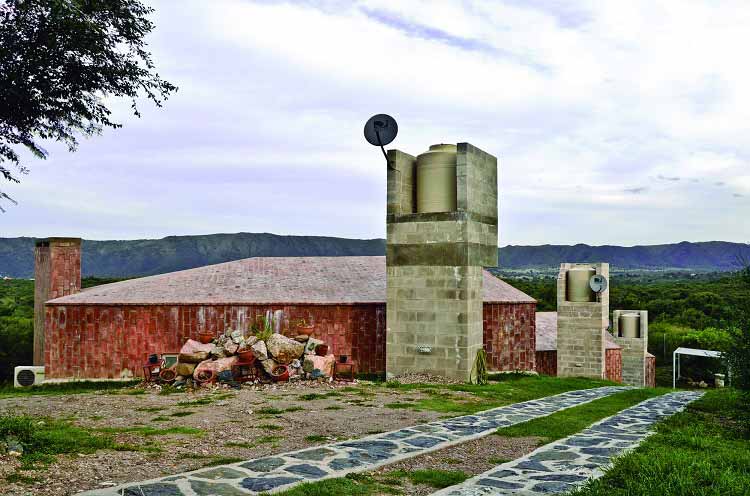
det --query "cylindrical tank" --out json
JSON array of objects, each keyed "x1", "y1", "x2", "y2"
[
  {"x1": 416, "y1": 144, "x2": 457, "y2": 213},
  {"x1": 566, "y1": 267, "x2": 596, "y2": 302},
  {"x1": 619, "y1": 313, "x2": 641, "y2": 338}
]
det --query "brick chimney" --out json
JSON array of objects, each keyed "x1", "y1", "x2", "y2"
[{"x1": 33, "y1": 238, "x2": 82, "y2": 366}]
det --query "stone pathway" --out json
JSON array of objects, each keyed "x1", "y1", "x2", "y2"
[
  {"x1": 431, "y1": 391, "x2": 703, "y2": 496},
  {"x1": 80, "y1": 386, "x2": 628, "y2": 495}
]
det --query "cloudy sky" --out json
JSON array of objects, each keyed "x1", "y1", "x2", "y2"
[{"x1": 3, "y1": 0, "x2": 749, "y2": 246}]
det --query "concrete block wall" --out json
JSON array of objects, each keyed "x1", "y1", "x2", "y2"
[
  {"x1": 34, "y1": 238, "x2": 81, "y2": 366},
  {"x1": 385, "y1": 143, "x2": 498, "y2": 381},
  {"x1": 556, "y1": 263, "x2": 609, "y2": 379},
  {"x1": 613, "y1": 309, "x2": 649, "y2": 386}
]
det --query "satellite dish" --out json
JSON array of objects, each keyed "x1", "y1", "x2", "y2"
[
  {"x1": 589, "y1": 274, "x2": 608, "y2": 293},
  {"x1": 364, "y1": 114, "x2": 398, "y2": 164}
]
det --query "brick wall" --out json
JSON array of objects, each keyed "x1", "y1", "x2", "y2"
[
  {"x1": 45, "y1": 303, "x2": 386, "y2": 379},
  {"x1": 646, "y1": 355, "x2": 656, "y2": 387},
  {"x1": 483, "y1": 303, "x2": 536, "y2": 372},
  {"x1": 535, "y1": 349, "x2": 621, "y2": 382},
  {"x1": 605, "y1": 349, "x2": 623, "y2": 382},
  {"x1": 536, "y1": 351, "x2": 557, "y2": 376},
  {"x1": 34, "y1": 238, "x2": 81, "y2": 366},
  {"x1": 45, "y1": 300, "x2": 536, "y2": 380}
]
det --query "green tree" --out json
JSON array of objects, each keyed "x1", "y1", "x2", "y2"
[{"x1": 0, "y1": 0, "x2": 176, "y2": 210}]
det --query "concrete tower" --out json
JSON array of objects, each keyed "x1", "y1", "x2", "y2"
[
  {"x1": 33, "y1": 238, "x2": 82, "y2": 366},
  {"x1": 385, "y1": 143, "x2": 498, "y2": 381},
  {"x1": 556, "y1": 262, "x2": 609, "y2": 379},
  {"x1": 613, "y1": 309, "x2": 649, "y2": 386}
]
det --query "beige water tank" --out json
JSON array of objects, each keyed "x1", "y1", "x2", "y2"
[
  {"x1": 566, "y1": 267, "x2": 596, "y2": 302},
  {"x1": 416, "y1": 144, "x2": 457, "y2": 213},
  {"x1": 619, "y1": 313, "x2": 641, "y2": 338}
]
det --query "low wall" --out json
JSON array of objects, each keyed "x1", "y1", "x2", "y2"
[{"x1": 535, "y1": 349, "x2": 622, "y2": 383}]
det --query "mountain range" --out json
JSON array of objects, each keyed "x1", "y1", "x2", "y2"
[{"x1": 1, "y1": 234, "x2": 748, "y2": 278}]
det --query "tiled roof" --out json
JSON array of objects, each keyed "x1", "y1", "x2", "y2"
[
  {"x1": 48, "y1": 256, "x2": 535, "y2": 306},
  {"x1": 535, "y1": 312, "x2": 621, "y2": 351}
]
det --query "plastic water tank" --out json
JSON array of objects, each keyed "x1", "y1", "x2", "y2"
[
  {"x1": 416, "y1": 144, "x2": 457, "y2": 213},
  {"x1": 566, "y1": 267, "x2": 596, "y2": 302},
  {"x1": 619, "y1": 313, "x2": 641, "y2": 338}
]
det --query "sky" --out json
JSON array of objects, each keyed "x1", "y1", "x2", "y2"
[{"x1": 2, "y1": 0, "x2": 750, "y2": 246}]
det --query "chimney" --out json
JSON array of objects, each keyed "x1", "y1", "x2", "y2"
[{"x1": 33, "y1": 238, "x2": 82, "y2": 366}]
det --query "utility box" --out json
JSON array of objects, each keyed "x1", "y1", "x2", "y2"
[
  {"x1": 613, "y1": 309, "x2": 649, "y2": 386},
  {"x1": 556, "y1": 263, "x2": 609, "y2": 379},
  {"x1": 386, "y1": 143, "x2": 498, "y2": 381}
]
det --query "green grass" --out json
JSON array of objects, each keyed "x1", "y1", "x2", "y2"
[
  {"x1": 170, "y1": 411, "x2": 195, "y2": 417},
  {"x1": 488, "y1": 457, "x2": 511, "y2": 465},
  {"x1": 389, "y1": 469, "x2": 469, "y2": 488},
  {"x1": 299, "y1": 392, "x2": 342, "y2": 400},
  {"x1": 257, "y1": 423, "x2": 284, "y2": 431},
  {"x1": 305, "y1": 434, "x2": 328, "y2": 442},
  {"x1": 263, "y1": 472, "x2": 400, "y2": 496},
  {"x1": 151, "y1": 416, "x2": 170, "y2": 422},
  {"x1": 571, "y1": 389, "x2": 750, "y2": 496},
  {"x1": 5, "y1": 473, "x2": 40, "y2": 484},
  {"x1": 226, "y1": 435, "x2": 283, "y2": 449},
  {"x1": 97, "y1": 425, "x2": 203, "y2": 437},
  {"x1": 200, "y1": 456, "x2": 244, "y2": 467},
  {"x1": 0, "y1": 414, "x2": 138, "y2": 471},
  {"x1": 0, "y1": 380, "x2": 140, "y2": 398},
  {"x1": 256, "y1": 406, "x2": 304, "y2": 415},
  {"x1": 495, "y1": 388, "x2": 668, "y2": 444},
  {"x1": 377, "y1": 376, "x2": 620, "y2": 416},
  {"x1": 135, "y1": 406, "x2": 162, "y2": 413},
  {"x1": 324, "y1": 405, "x2": 343, "y2": 411}
]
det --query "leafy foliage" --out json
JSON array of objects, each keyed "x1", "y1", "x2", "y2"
[{"x1": 0, "y1": 0, "x2": 176, "y2": 209}]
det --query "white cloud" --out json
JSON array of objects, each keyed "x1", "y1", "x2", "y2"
[{"x1": 3, "y1": 0, "x2": 749, "y2": 245}]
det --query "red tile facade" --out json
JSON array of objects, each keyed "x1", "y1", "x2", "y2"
[
  {"x1": 483, "y1": 303, "x2": 536, "y2": 372},
  {"x1": 605, "y1": 349, "x2": 623, "y2": 382},
  {"x1": 535, "y1": 351, "x2": 557, "y2": 376},
  {"x1": 535, "y1": 349, "x2": 623, "y2": 383},
  {"x1": 45, "y1": 301, "x2": 539, "y2": 379},
  {"x1": 34, "y1": 238, "x2": 81, "y2": 365},
  {"x1": 646, "y1": 355, "x2": 656, "y2": 387}
]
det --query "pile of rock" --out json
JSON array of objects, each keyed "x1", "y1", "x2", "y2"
[{"x1": 169, "y1": 329, "x2": 336, "y2": 387}]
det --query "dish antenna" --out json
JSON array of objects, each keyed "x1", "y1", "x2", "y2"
[
  {"x1": 589, "y1": 274, "x2": 608, "y2": 293},
  {"x1": 364, "y1": 114, "x2": 398, "y2": 165}
]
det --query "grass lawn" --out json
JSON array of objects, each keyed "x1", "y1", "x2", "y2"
[
  {"x1": 571, "y1": 389, "x2": 750, "y2": 496},
  {"x1": 494, "y1": 387, "x2": 670, "y2": 444},
  {"x1": 378, "y1": 374, "x2": 619, "y2": 415},
  {"x1": 0, "y1": 380, "x2": 140, "y2": 398}
]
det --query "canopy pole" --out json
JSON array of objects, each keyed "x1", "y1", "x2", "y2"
[{"x1": 673, "y1": 350, "x2": 676, "y2": 389}]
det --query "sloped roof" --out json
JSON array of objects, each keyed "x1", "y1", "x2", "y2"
[
  {"x1": 535, "y1": 312, "x2": 621, "y2": 351},
  {"x1": 48, "y1": 256, "x2": 535, "y2": 306}
]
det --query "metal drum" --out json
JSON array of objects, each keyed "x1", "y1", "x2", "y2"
[
  {"x1": 416, "y1": 144, "x2": 457, "y2": 213},
  {"x1": 566, "y1": 267, "x2": 596, "y2": 302},
  {"x1": 619, "y1": 313, "x2": 641, "y2": 338}
]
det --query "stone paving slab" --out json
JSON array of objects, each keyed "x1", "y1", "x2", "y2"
[
  {"x1": 431, "y1": 391, "x2": 703, "y2": 496},
  {"x1": 79, "y1": 386, "x2": 629, "y2": 496}
]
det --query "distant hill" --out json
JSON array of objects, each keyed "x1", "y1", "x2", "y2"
[{"x1": 0, "y1": 234, "x2": 748, "y2": 278}]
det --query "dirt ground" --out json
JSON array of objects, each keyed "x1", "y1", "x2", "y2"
[{"x1": 0, "y1": 381, "x2": 478, "y2": 496}]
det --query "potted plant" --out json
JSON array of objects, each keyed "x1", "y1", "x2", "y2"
[
  {"x1": 198, "y1": 331, "x2": 214, "y2": 344},
  {"x1": 293, "y1": 318, "x2": 315, "y2": 337},
  {"x1": 271, "y1": 364, "x2": 290, "y2": 382}
]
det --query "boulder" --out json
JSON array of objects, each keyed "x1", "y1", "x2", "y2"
[
  {"x1": 179, "y1": 351, "x2": 209, "y2": 364},
  {"x1": 193, "y1": 356, "x2": 238, "y2": 382},
  {"x1": 175, "y1": 362, "x2": 196, "y2": 377},
  {"x1": 304, "y1": 338, "x2": 324, "y2": 355},
  {"x1": 209, "y1": 344, "x2": 227, "y2": 359},
  {"x1": 223, "y1": 340, "x2": 241, "y2": 356},
  {"x1": 260, "y1": 358, "x2": 277, "y2": 375},
  {"x1": 302, "y1": 354, "x2": 335, "y2": 378},
  {"x1": 294, "y1": 335, "x2": 310, "y2": 343},
  {"x1": 251, "y1": 340, "x2": 269, "y2": 360},
  {"x1": 180, "y1": 339, "x2": 213, "y2": 354},
  {"x1": 266, "y1": 334, "x2": 305, "y2": 364}
]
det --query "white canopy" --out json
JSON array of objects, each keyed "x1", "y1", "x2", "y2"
[
  {"x1": 674, "y1": 347, "x2": 722, "y2": 359},
  {"x1": 673, "y1": 347, "x2": 724, "y2": 388}
]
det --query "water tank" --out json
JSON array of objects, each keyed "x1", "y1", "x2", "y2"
[
  {"x1": 619, "y1": 313, "x2": 641, "y2": 338},
  {"x1": 566, "y1": 267, "x2": 596, "y2": 302},
  {"x1": 416, "y1": 144, "x2": 457, "y2": 213}
]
